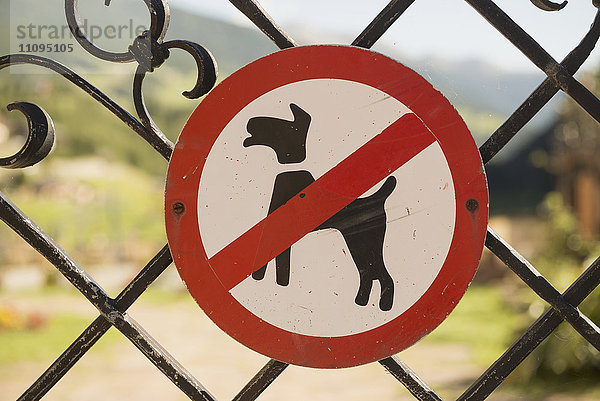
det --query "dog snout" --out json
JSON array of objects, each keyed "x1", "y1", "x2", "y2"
[
  {"x1": 243, "y1": 136, "x2": 257, "y2": 147},
  {"x1": 244, "y1": 118, "x2": 266, "y2": 147}
]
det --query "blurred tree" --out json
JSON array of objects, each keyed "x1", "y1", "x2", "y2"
[{"x1": 550, "y1": 74, "x2": 600, "y2": 240}]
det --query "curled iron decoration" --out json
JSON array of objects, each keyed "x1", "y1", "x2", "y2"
[
  {"x1": 0, "y1": 102, "x2": 55, "y2": 169},
  {"x1": 65, "y1": 0, "x2": 170, "y2": 63},
  {"x1": 531, "y1": 0, "x2": 567, "y2": 11},
  {"x1": 531, "y1": 0, "x2": 600, "y2": 11},
  {"x1": 133, "y1": 39, "x2": 218, "y2": 137}
]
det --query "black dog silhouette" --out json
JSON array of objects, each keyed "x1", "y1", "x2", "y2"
[{"x1": 244, "y1": 104, "x2": 395, "y2": 311}]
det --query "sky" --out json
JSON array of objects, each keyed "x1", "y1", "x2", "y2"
[{"x1": 171, "y1": 0, "x2": 600, "y2": 73}]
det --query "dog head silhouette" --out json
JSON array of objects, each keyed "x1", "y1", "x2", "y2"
[{"x1": 244, "y1": 103, "x2": 311, "y2": 164}]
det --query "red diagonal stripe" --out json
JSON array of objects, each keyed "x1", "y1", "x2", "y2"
[{"x1": 209, "y1": 113, "x2": 435, "y2": 291}]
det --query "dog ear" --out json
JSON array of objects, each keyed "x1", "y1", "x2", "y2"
[{"x1": 289, "y1": 103, "x2": 311, "y2": 133}]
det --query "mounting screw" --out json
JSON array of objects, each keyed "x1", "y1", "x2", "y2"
[
  {"x1": 172, "y1": 202, "x2": 186, "y2": 215},
  {"x1": 465, "y1": 199, "x2": 479, "y2": 212}
]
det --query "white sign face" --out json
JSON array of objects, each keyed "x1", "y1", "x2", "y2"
[{"x1": 197, "y1": 79, "x2": 456, "y2": 337}]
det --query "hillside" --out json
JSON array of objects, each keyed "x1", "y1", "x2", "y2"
[{"x1": 0, "y1": 0, "x2": 549, "y2": 166}]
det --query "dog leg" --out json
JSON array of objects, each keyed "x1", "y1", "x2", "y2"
[
  {"x1": 252, "y1": 264, "x2": 267, "y2": 280},
  {"x1": 275, "y1": 247, "x2": 291, "y2": 286},
  {"x1": 378, "y1": 270, "x2": 395, "y2": 311},
  {"x1": 355, "y1": 271, "x2": 374, "y2": 306},
  {"x1": 334, "y1": 178, "x2": 395, "y2": 311},
  {"x1": 251, "y1": 171, "x2": 315, "y2": 285},
  {"x1": 251, "y1": 247, "x2": 291, "y2": 284},
  {"x1": 354, "y1": 263, "x2": 394, "y2": 311}
]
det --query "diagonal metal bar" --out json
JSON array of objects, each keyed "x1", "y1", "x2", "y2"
[
  {"x1": 228, "y1": 0, "x2": 296, "y2": 49},
  {"x1": 0, "y1": 192, "x2": 215, "y2": 401},
  {"x1": 352, "y1": 0, "x2": 417, "y2": 48},
  {"x1": 457, "y1": 257, "x2": 600, "y2": 401},
  {"x1": 232, "y1": 359, "x2": 289, "y2": 401},
  {"x1": 19, "y1": 245, "x2": 173, "y2": 401},
  {"x1": 479, "y1": 79, "x2": 556, "y2": 164},
  {"x1": 465, "y1": 0, "x2": 600, "y2": 125},
  {"x1": 486, "y1": 227, "x2": 600, "y2": 350},
  {"x1": 479, "y1": 10, "x2": 600, "y2": 164},
  {"x1": 117, "y1": 313, "x2": 216, "y2": 401},
  {"x1": 380, "y1": 357, "x2": 444, "y2": 401},
  {"x1": 556, "y1": 72, "x2": 600, "y2": 123},
  {"x1": 0, "y1": 54, "x2": 174, "y2": 160}
]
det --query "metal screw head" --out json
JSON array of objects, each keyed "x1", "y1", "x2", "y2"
[
  {"x1": 465, "y1": 199, "x2": 479, "y2": 212},
  {"x1": 172, "y1": 202, "x2": 186, "y2": 215}
]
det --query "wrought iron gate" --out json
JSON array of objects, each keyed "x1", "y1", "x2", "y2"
[{"x1": 1, "y1": 0, "x2": 600, "y2": 400}]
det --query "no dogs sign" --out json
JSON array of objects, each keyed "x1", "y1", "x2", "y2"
[{"x1": 165, "y1": 45, "x2": 488, "y2": 368}]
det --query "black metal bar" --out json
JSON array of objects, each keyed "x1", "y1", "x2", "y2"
[
  {"x1": 19, "y1": 317, "x2": 111, "y2": 401},
  {"x1": 479, "y1": 80, "x2": 556, "y2": 164},
  {"x1": 232, "y1": 360, "x2": 289, "y2": 401},
  {"x1": 117, "y1": 314, "x2": 216, "y2": 401},
  {"x1": 479, "y1": 10, "x2": 600, "y2": 163},
  {"x1": 379, "y1": 357, "x2": 443, "y2": 401},
  {"x1": 486, "y1": 228, "x2": 600, "y2": 349},
  {"x1": 18, "y1": 245, "x2": 173, "y2": 401},
  {"x1": 465, "y1": 0, "x2": 558, "y2": 71},
  {"x1": 113, "y1": 245, "x2": 173, "y2": 308},
  {"x1": 0, "y1": 192, "x2": 214, "y2": 401},
  {"x1": 0, "y1": 54, "x2": 174, "y2": 160},
  {"x1": 465, "y1": 0, "x2": 600, "y2": 125},
  {"x1": 457, "y1": 257, "x2": 600, "y2": 401},
  {"x1": 228, "y1": 0, "x2": 296, "y2": 49},
  {"x1": 352, "y1": 0, "x2": 417, "y2": 48},
  {"x1": 557, "y1": 73, "x2": 600, "y2": 123},
  {"x1": 0, "y1": 192, "x2": 116, "y2": 313}
]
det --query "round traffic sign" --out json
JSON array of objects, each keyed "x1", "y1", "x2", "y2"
[{"x1": 165, "y1": 45, "x2": 488, "y2": 368}]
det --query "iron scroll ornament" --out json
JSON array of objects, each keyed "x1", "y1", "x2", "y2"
[
  {"x1": 0, "y1": 101, "x2": 54, "y2": 169},
  {"x1": 1, "y1": 0, "x2": 600, "y2": 400},
  {"x1": 530, "y1": 0, "x2": 600, "y2": 12}
]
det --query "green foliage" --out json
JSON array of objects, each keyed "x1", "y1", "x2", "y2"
[
  {"x1": 426, "y1": 285, "x2": 522, "y2": 366},
  {"x1": 514, "y1": 193, "x2": 600, "y2": 382},
  {"x1": 0, "y1": 157, "x2": 166, "y2": 266},
  {"x1": 534, "y1": 193, "x2": 600, "y2": 296},
  {"x1": 0, "y1": 313, "x2": 92, "y2": 364}
]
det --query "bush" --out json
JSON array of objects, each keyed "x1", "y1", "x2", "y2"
[{"x1": 514, "y1": 192, "x2": 600, "y2": 381}]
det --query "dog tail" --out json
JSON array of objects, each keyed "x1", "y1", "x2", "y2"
[{"x1": 372, "y1": 176, "x2": 397, "y2": 200}]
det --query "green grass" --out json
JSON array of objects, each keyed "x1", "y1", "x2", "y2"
[
  {"x1": 426, "y1": 284, "x2": 524, "y2": 365},
  {"x1": 0, "y1": 157, "x2": 167, "y2": 266},
  {"x1": 0, "y1": 313, "x2": 117, "y2": 365}
]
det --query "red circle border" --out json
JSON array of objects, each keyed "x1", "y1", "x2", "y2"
[{"x1": 165, "y1": 45, "x2": 489, "y2": 369}]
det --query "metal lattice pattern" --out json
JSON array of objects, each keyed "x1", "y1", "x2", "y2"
[{"x1": 1, "y1": 0, "x2": 599, "y2": 400}]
